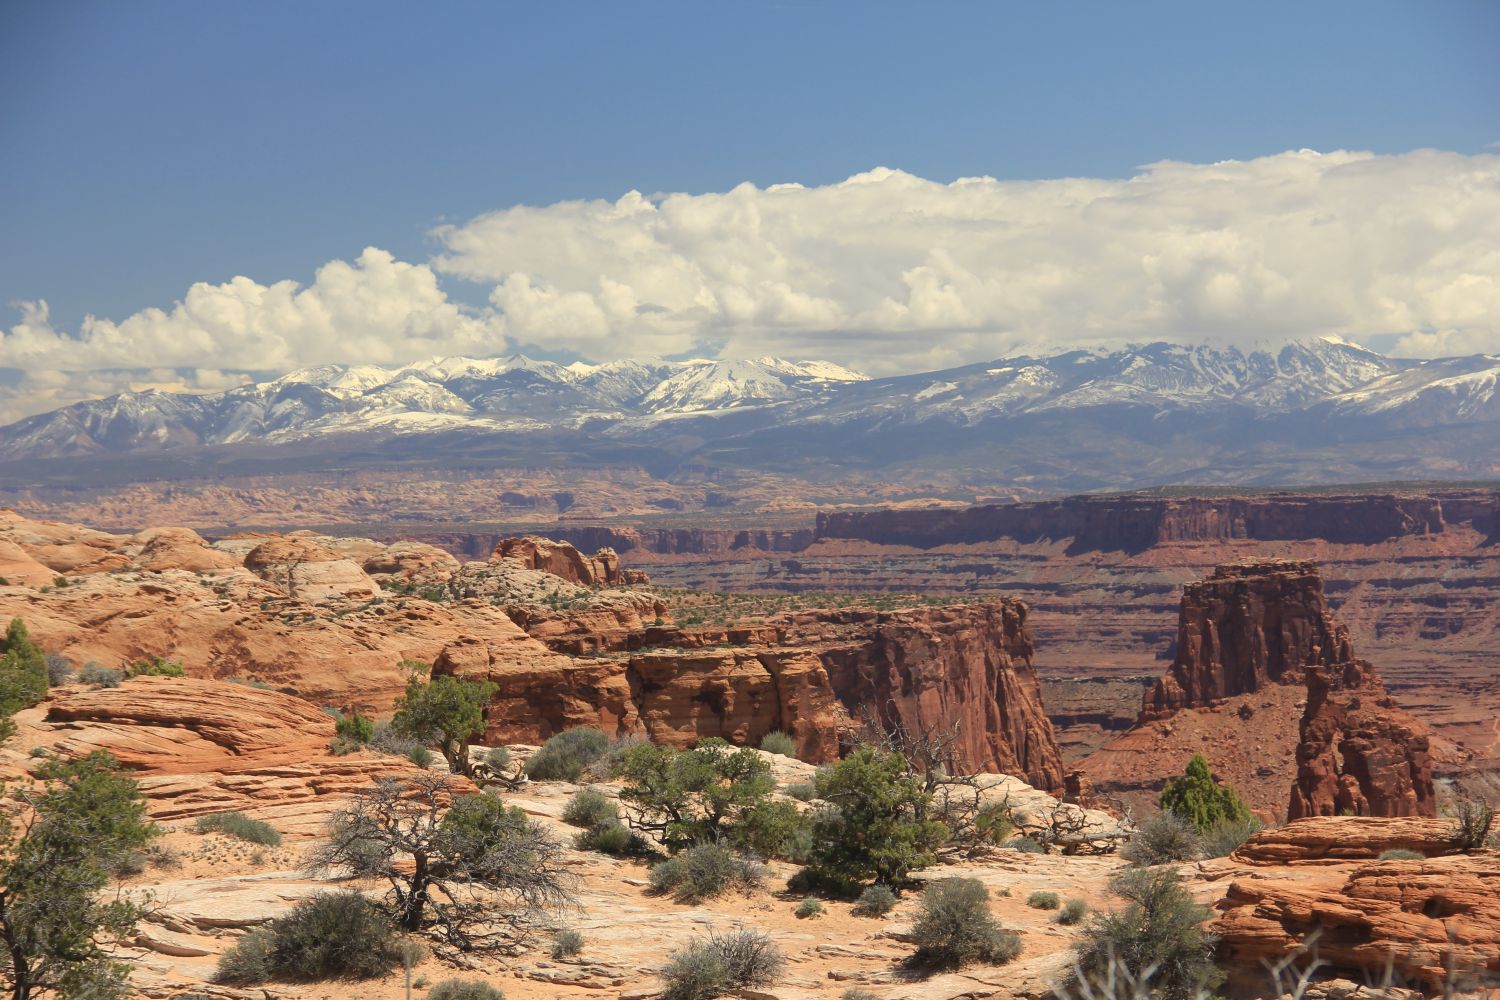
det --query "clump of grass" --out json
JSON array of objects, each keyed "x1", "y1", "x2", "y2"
[
  {"x1": 759, "y1": 730, "x2": 797, "y2": 757},
  {"x1": 795, "y1": 898, "x2": 824, "y2": 919},
  {"x1": 551, "y1": 928, "x2": 584, "y2": 959},
  {"x1": 785, "y1": 782, "x2": 816, "y2": 802},
  {"x1": 1377, "y1": 847, "x2": 1425, "y2": 861},
  {"x1": 193, "y1": 812, "x2": 282, "y2": 847},
  {"x1": 1057, "y1": 898, "x2": 1088, "y2": 925},
  {"x1": 1026, "y1": 890, "x2": 1060, "y2": 910},
  {"x1": 853, "y1": 884, "x2": 898, "y2": 917}
]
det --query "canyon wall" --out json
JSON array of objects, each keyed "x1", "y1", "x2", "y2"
[
  {"x1": 436, "y1": 600, "x2": 1066, "y2": 792},
  {"x1": 815, "y1": 490, "x2": 1495, "y2": 552}
]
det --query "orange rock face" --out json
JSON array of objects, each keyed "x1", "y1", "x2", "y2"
[
  {"x1": 1215, "y1": 849, "x2": 1500, "y2": 993},
  {"x1": 44, "y1": 676, "x2": 442, "y2": 822},
  {"x1": 492, "y1": 535, "x2": 645, "y2": 587},
  {"x1": 438, "y1": 600, "x2": 1066, "y2": 791},
  {"x1": 1142, "y1": 559, "x2": 1355, "y2": 721},
  {"x1": 1230, "y1": 815, "x2": 1462, "y2": 866}
]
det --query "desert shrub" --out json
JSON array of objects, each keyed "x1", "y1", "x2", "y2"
[
  {"x1": 525, "y1": 727, "x2": 610, "y2": 781},
  {"x1": 1158, "y1": 754, "x2": 1250, "y2": 833},
  {"x1": 759, "y1": 730, "x2": 797, "y2": 757},
  {"x1": 328, "y1": 735, "x2": 363, "y2": 756},
  {"x1": 0, "y1": 619, "x2": 50, "y2": 717},
  {"x1": 371, "y1": 721, "x2": 422, "y2": 757},
  {"x1": 1057, "y1": 898, "x2": 1088, "y2": 925},
  {"x1": 215, "y1": 928, "x2": 274, "y2": 984},
  {"x1": 428, "y1": 978, "x2": 505, "y2": 1000},
  {"x1": 1452, "y1": 796, "x2": 1496, "y2": 851},
  {"x1": 78, "y1": 664, "x2": 123, "y2": 688},
  {"x1": 710, "y1": 927, "x2": 784, "y2": 989},
  {"x1": 1007, "y1": 836, "x2": 1045, "y2": 854},
  {"x1": 1378, "y1": 848, "x2": 1424, "y2": 861},
  {"x1": 573, "y1": 820, "x2": 648, "y2": 856},
  {"x1": 266, "y1": 891, "x2": 399, "y2": 980},
  {"x1": 795, "y1": 898, "x2": 824, "y2": 919},
  {"x1": 1199, "y1": 813, "x2": 1263, "y2": 858},
  {"x1": 659, "y1": 942, "x2": 728, "y2": 1000},
  {"x1": 647, "y1": 844, "x2": 762, "y2": 902},
  {"x1": 407, "y1": 745, "x2": 435, "y2": 768},
  {"x1": 648, "y1": 856, "x2": 686, "y2": 895},
  {"x1": 910, "y1": 877, "x2": 1021, "y2": 969},
  {"x1": 730, "y1": 799, "x2": 809, "y2": 860},
  {"x1": 44, "y1": 652, "x2": 73, "y2": 685},
  {"x1": 1072, "y1": 866, "x2": 1223, "y2": 1000},
  {"x1": 128, "y1": 656, "x2": 185, "y2": 678},
  {"x1": 334, "y1": 709, "x2": 374, "y2": 745},
  {"x1": 853, "y1": 883, "x2": 898, "y2": 917},
  {"x1": 1027, "y1": 890, "x2": 1060, "y2": 910},
  {"x1": 786, "y1": 782, "x2": 816, "y2": 802},
  {"x1": 551, "y1": 927, "x2": 584, "y2": 959},
  {"x1": 1121, "y1": 811, "x2": 1200, "y2": 866},
  {"x1": 563, "y1": 788, "x2": 618, "y2": 827},
  {"x1": 972, "y1": 802, "x2": 1016, "y2": 846},
  {"x1": 841, "y1": 991, "x2": 880, "y2": 1000},
  {"x1": 193, "y1": 811, "x2": 282, "y2": 847},
  {"x1": 486, "y1": 746, "x2": 512, "y2": 770},
  {"x1": 805, "y1": 745, "x2": 945, "y2": 889}
]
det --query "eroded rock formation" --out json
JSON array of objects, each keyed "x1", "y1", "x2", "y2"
[
  {"x1": 492, "y1": 535, "x2": 648, "y2": 587},
  {"x1": 1288, "y1": 659, "x2": 1436, "y2": 819},
  {"x1": 438, "y1": 600, "x2": 1066, "y2": 792},
  {"x1": 1141, "y1": 560, "x2": 1355, "y2": 721},
  {"x1": 1230, "y1": 815, "x2": 1461, "y2": 866}
]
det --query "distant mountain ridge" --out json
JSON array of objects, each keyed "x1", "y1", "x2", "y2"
[{"x1": 4, "y1": 339, "x2": 1500, "y2": 491}]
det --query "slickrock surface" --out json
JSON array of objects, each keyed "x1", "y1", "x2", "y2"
[
  {"x1": 42, "y1": 676, "x2": 445, "y2": 825},
  {"x1": 439, "y1": 600, "x2": 1067, "y2": 791}
]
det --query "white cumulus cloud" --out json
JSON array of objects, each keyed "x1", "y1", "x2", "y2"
[{"x1": 3, "y1": 149, "x2": 1498, "y2": 423}]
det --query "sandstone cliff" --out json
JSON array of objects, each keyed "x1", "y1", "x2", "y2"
[
  {"x1": 1141, "y1": 560, "x2": 1354, "y2": 721},
  {"x1": 437, "y1": 600, "x2": 1067, "y2": 792},
  {"x1": 492, "y1": 535, "x2": 648, "y2": 586}
]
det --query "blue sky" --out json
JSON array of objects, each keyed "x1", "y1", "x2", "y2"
[
  {"x1": 3, "y1": 1, "x2": 1496, "y2": 330},
  {"x1": 0, "y1": 2, "x2": 1498, "y2": 420}
]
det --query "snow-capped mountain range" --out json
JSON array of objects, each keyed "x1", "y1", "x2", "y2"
[{"x1": 4, "y1": 339, "x2": 1500, "y2": 490}]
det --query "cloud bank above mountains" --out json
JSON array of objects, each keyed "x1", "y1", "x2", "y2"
[{"x1": 3, "y1": 148, "x2": 1497, "y2": 423}]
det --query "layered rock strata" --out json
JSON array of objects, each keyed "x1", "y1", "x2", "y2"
[
  {"x1": 492, "y1": 535, "x2": 648, "y2": 587},
  {"x1": 437, "y1": 600, "x2": 1067, "y2": 792}
]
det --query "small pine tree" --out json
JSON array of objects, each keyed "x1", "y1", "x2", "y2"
[
  {"x1": 1158, "y1": 754, "x2": 1250, "y2": 833},
  {"x1": 0, "y1": 618, "x2": 49, "y2": 722}
]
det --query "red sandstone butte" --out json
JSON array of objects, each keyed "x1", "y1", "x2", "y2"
[{"x1": 492, "y1": 535, "x2": 648, "y2": 586}]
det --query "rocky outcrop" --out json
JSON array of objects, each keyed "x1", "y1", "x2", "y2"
[
  {"x1": 133, "y1": 526, "x2": 242, "y2": 573},
  {"x1": 492, "y1": 535, "x2": 647, "y2": 587},
  {"x1": 44, "y1": 676, "x2": 444, "y2": 823},
  {"x1": 1142, "y1": 560, "x2": 1355, "y2": 720},
  {"x1": 242, "y1": 536, "x2": 379, "y2": 600},
  {"x1": 1215, "y1": 850, "x2": 1500, "y2": 993},
  {"x1": 1288, "y1": 659, "x2": 1436, "y2": 819},
  {"x1": 1230, "y1": 816, "x2": 1462, "y2": 866},
  {"x1": 437, "y1": 600, "x2": 1066, "y2": 791}
]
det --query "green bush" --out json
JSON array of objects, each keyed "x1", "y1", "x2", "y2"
[
  {"x1": 551, "y1": 928, "x2": 584, "y2": 959},
  {"x1": 730, "y1": 800, "x2": 809, "y2": 860},
  {"x1": 1057, "y1": 898, "x2": 1088, "y2": 925},
  {"x1": 806, "y1": 745, "x2": 945, "y2": 888},
  {"x1": 1072, "y1": 866, "x2": 1223, "y2": 1000},
  {"x1": 853, "y1": 884, "x2": 898, "y2": 917},
  {"x1": 1121, "y1": 811, "x2": 1200, "y2": 866},
  {"x1": 573, "y1": 820, "x2": 648, "y2": 856},
  {"x1": 659, "y1": 942, "x2": 729, "y2": 1000},
  {"x1": 266, "y1": 891, "x2": 399, "y2": 980},
  {"x1": 842, "y1": 991, "x2": 880, "y2": 1000},
  {"x1": 616, "y1": 741, "x2": 774, "y2": 848},
  {"x1": 44, "y1": 652, "x2": 72, "y2": 685},
  {"x1": 1026, "y1": 890, "x2": 1060, "y2": 910},
  {"x1": 215, "y1": 928, "x2": 274, "y2": 984},
  {"x1": 428, "y1": 978, "x2": 505, "y2": 1000},
  {"x1": 407, "y1": 745, "x2": 435, "y2": 768},
  {"x1": 486, "y1": 746, "x2": 512, "y2": 770},
  {"x1": 785, "y1": 782, "x2": 816, "y2": 802},
  {"x1": 78, "y1": 664, "x2": 123, "y2": 688},
  {"x1": 128, "y1": 656, "x2": 185, "y2": 678},
  {"x1": 334, "y1": 709, "x2": 374, "y2": 745},
  {"x1": 759, "y1": 730, "x2": 797, "y2": 757},
  {"x1": 0, "y1": 618, "x2": 50, "y2": 717},
  {"x1": 563, "y1": 788, "x2": 618, "y2": 827},
  {"x1": 649, "y1": 843, "x2": 763, "y2": 903},
  {"x1": 1378, "y1": 847, "x2": 1425, "y2": 861},
  {"x1": 795, "y1": 898, "x2": 824, "y2": 919},
  {"x1": 910, "y1": 878, "x2": 1022, "y2": 969},
  {"x1": 1159, "y1": 754, "x2": 1250, "y2": 833},
  {"x1": 1007, "y1": 836, "x2": 1045, "y2": 854},
  {"x1": 525, "y1": 727, "x2": 610, "y2": 781},
  {"x1": 193, "y1": 812, "x2": 282, "y2": 847},
  {"x1": 1199, "y1": 813, "x2": 1263, "y2": 858}
]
